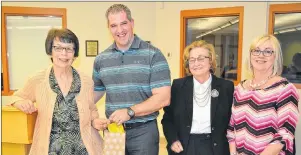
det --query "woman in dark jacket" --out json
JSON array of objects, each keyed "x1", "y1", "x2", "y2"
[{"x1": 162, "y1": 40, "x2": 234, "y2": 155}]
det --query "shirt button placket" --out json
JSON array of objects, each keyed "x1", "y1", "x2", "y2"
[{"x1": 121, "y1": 52, "x2": 124, "y2": 63}]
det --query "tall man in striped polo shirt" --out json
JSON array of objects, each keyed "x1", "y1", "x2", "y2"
[{"x1": 93, "y1": 4, "x2": 171, "y2": 155}]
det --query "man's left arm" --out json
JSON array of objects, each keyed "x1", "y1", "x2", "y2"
[
  {"x1": 109, "y1": 49, "x2": 171, "y2": 124},
  {"x1": 109, "y1": 86, "x2": 171, "y2": 124},
  {"x1": 132, "y1": 86, "x2": 171, "y2": 116},
  {"x1": 133, "y1": 49, "x2": 171, "y2": 116}
]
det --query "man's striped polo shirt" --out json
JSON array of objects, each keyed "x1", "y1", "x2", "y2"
[{"x1": 93, "y1": 35, "x2": 171, "y2": 123}]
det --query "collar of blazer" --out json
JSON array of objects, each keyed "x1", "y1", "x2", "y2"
[{"x1": 183, "y1": 74, "x2": 222, "y2": 126}]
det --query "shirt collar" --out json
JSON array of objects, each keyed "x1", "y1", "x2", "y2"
[{"x1": 193, "y1": 74, "x2": 212, "y2": 89}]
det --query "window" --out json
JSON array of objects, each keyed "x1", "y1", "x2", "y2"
[
  {"x1": 180, "y1": 6, "x2": 244, "y2": 85},
  {"x1": 1, "y1": 6, "x2": 66, "y2": 96},
  {"x1": 269, "y1": 3, "x2": 301, "y2": 88}
]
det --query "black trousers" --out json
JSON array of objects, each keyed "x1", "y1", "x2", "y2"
[{"x1": 186, "y1": 134, "x2": 214, "y2": 155}]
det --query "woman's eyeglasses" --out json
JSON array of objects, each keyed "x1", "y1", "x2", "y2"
[
  {"x1": 188, "y1": 55, "x2": 210, "y2": 64},
  {"x1": 53, "y1": 46, "x2": 74, "y2": 53},
  {"x1": 251, "y1": 49, "x2": 274, "y2": 57}
]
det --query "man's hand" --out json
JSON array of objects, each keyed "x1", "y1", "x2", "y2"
[
  {"x1": 171, "y1": 140, "x2": 184, "y2": 153},
  {"x1": 92, "y1": 118, "x2": 110, "y2": 130},
  {"x1": 12, "y1": 100, "x2": 37, "y2": 114},
  {"x1": 109, "y1": 109, "x2": 130, "y2": 125}
]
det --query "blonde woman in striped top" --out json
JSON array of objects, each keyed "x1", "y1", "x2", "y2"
[{"x1": 227, "y1": 34, "x2": 299, "y2": 155}]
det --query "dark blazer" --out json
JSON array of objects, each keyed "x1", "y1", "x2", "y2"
[{"x1": 162, "y1": 75, "x2": 234, "y2": 155}]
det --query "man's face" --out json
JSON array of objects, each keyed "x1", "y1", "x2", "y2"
[{"x1": 108, "y1": 11, "x2": 134, "y2": 50}]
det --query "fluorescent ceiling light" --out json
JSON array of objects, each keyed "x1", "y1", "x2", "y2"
[
  {"x1": 15, "y1": 26, "x2": 60, "y2": 30},
  {"x1": 196, "y1": 31, "x2": 213, "y2": 38},
  {"x1": 196, "y1": 32, "x2": 209, "y2": 39},
  {"x1": 195, "y1": 18, "x2": 239, "y2": 39},
  {"x1": 230, "y1": 19, "x2": 239, "y2": 24},
  {"x1": 212, "y1": 27, "x2": 221, "y2": 32},
  {"x1": 279, "y1": 28, "x2": 296, "y2": 33},
  {"x1": 221, "y1": 23, "x2": 231, "y2": 28}
]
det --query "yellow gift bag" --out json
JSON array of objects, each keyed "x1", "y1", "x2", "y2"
[{"x1": 103, "y1": 123, "x2": 126, "y2": 155}]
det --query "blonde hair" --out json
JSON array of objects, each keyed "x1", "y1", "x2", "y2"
[
  {"x1": 105, "y1": 4, "x2": 132, "y2": 24},
  {"x1": 245, "y1": 34, "x2": 283, "y2": 77},
  {"x1": 183, "y1": 40, "x2": 217, "y2": 75}
]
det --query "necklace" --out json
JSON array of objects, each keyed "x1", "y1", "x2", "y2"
[
  {"x1": 249, "y1": 75, "x2": 272, "y2": 89},
  {"x1": 193, "y1": 85, "x2": 211, "y2": 107}
]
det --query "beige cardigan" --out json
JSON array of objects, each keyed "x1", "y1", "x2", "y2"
[{"x1": 10, "y1": 66, "x2": 103, "y2": 155}]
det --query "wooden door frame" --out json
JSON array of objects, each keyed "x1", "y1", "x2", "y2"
[
  {"x1": 268, "y1": 3, "x2": 301, "y2": 88},
  {"x1": 1, "y1": 6, "x2": 67, "y2": 96},
  {"x1": 180, "y1": 6, "x2": 244, "y2": 85}
]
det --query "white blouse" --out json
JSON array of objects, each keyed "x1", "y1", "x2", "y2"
[{"x1": 190, "y1": 75, "x2": 212, "y2": 134}]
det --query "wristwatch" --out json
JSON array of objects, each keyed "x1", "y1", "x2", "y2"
[
  {"x1": 127, "y1": 107, "x2": 135, "y2": 119},
  {"x1": 230, "y1": 152, "x2": 238, "y2": 155}
]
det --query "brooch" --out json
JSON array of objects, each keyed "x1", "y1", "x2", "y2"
[{"x1": 211, "y1": 89, "x2": 219, "y2": 98}]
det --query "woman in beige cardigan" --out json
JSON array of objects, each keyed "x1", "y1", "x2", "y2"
[{"x1": 11, "y1": 28, "x2": 109, "y2": 155}]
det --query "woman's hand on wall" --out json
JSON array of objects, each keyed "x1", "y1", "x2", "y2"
[{"x1": 12, "y1": 99, "x2": 37, "y2": 114}]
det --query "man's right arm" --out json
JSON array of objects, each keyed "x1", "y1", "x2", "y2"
[
  {"x1": 94, "y1": 91, "x2": 105, "y2": 104},
  {"x1": 93, "y1": 55, "x2": 106, "y2": 104}
]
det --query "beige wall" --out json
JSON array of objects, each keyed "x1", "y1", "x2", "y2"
[{"x1": 2, "y1": 2, "x2": 300, "y2": 154}]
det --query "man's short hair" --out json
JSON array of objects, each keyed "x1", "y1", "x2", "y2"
[{"x1": 105, "y1": 4, "x2": 132, "y2": 22}]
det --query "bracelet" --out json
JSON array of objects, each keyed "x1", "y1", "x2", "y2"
[{"x1": 230, "y1": 152, "x2": 238, "y2": 155}]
